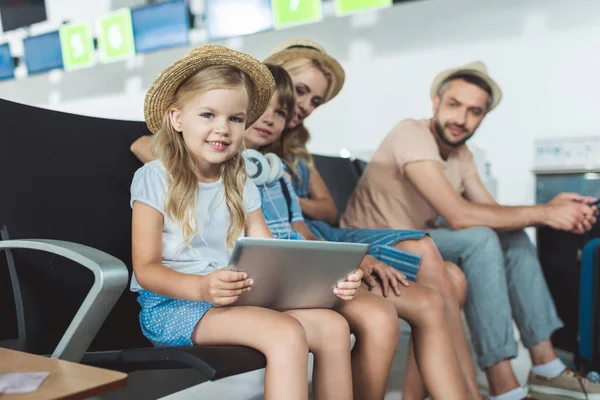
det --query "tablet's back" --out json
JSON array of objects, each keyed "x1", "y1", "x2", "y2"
[{"x1": 226, "y1": 238, "x2": 369, "y2": 310}]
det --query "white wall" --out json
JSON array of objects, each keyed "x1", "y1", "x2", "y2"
[{"x1": 1, "y1": 0, "x2": 599, "y2": 207}]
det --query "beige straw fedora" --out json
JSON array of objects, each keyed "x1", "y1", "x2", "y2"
[
  {"x1": 430, "y1": 61, "x2": 502, "y2": 111},
  {"x1": 265, "y1": 39, "x2": 345, "y2": 103},
  {"x1": 144, "y1": 44, "x2": 275, "y2": 134}
]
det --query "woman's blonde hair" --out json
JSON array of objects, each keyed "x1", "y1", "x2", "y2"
[
  {"x1": 265, "y1": 57, "x2": 333, "y2": 178},
  {"x1": 152, "y1": 65, "x2": 254, "y2": 249},
  {"x1": 280, "y1": 57, "x2": 333, "y2": 101}
]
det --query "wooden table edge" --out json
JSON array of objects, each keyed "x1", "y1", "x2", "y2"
[{"x1": 51, "y1": 373, "x2": 128, "y2": 400}]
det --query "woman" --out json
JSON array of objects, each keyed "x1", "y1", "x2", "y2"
[{"x1": 264, "y1": 39, "x2": 482, "y2": 400}]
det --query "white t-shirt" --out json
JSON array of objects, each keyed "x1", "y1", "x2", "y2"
[{"x1": 129, "y1": 160, "x2": 261, "y2": 292}]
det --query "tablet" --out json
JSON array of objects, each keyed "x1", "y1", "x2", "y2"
[{"x1": 224, "y1": 237, "x2": 370, "y2": 310}]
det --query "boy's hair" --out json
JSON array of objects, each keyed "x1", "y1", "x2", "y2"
[
  {"x1": 261, "y1": 63, "x2": 310, "y2": 177},
  {"x1": 264, "y1": 63, "x2": 296, "y2": 124},
  {"x1": 263, "y1": 58, "x2": 334, "y2": 179},
  {"x1": 152, "y1": 65, "x2": 252, "y2": 249}
]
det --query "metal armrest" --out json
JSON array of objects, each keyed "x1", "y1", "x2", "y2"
[{"x1": 0, "y1": 239, "x2": 128, "y2": 362}]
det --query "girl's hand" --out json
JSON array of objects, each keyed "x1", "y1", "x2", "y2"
[
  {"x1": 334, "y1": 269, "x2": 364, "y2": 301},
  {"x1": 199, "y1": 269, "x2": 253, "y2": 306}
]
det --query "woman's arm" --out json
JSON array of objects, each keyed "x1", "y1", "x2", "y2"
[
  {"x1": 131, "y1": 201, "x2": 203, "y2": 301},
  {"x1": 299, "y1": 167, "x2": 338, "y2": 225},
  {"x1": 291, "y1": 221, "x2": 320, "y2": 241},
  {"x1": 130, "y1": 136, "x2": 155, "y2": 164}
]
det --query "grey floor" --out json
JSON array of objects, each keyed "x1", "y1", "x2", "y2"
[{"x1": 155, "y1": 321, "x2": 542, "y2": 400}]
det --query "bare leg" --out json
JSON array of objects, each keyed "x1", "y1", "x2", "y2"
[
  {"x1": 396, "y1": 238, "x2": 480, "y2": 399},
  {"x1": 335, "y1": 289, "x2": 400, "y2": 400},
  {"x1": 371, "y1": 282, "x2": 468, "y2": 400},
  {"x1": 446, "y1": 261, "x2": 468, "y2": 306},
  {"x1": 402, "y1": 261, "x2": 469, "y2": 400},
  {"x1": 485, "y1": 340, "x2": 556, "y2": 396},
  {"x1": 285, "y1": 309, "x2": 353, "y2": 400},
  {"x1": 192, "y1": 306, "x2": 310, "y2": 400},
  {"x1": 486, "y1": 360, "x2": 521, "y2": 395},
  {"x1": 402, "y1": 336, "x2": 428, "y2": 400},
  {"x1": 529, "y1": 339, "x2": 558, "y2": 365},
  {"x1": 402, "y1": 334, "x2": 427, "y2": 400}
]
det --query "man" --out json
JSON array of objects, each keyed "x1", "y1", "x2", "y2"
[{"x1": 341, "y1": 61, "x2": 599, "y2": 400}]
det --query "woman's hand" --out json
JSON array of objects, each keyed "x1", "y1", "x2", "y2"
[
  {"x1": 334, "y1": 269, "x2": 364, "y2": 300},
  {"x1": 360, "y1": 256, "x2": 410, "y2": 297},
  {"x1": 199, "y1": 269, "x2": 253, "y2": 306}
]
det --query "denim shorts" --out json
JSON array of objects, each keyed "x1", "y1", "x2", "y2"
[{"x1": 137, "y1": 290, "x2": 213, "y2": 347}]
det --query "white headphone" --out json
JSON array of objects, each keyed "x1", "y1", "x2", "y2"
[
  {"x1": 242, "y1": 149, "x2": 284, "y2": 186},
  {"x1": 242, "y1": 149, "x2": 292, "y2": 239}
]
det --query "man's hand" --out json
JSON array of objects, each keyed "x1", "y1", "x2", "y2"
[
  {"x1": 360, "y1": 256, "x2": 410, "y2": 297},
  {"x1": 544, "y1": 193, "x2": 597, "y2": 234},
  {"x1": 553, "y1": 192, "x2": 597, "y2": 205}
]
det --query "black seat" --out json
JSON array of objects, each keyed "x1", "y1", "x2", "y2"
[
  {"x1": 0, "y1": 98, "x2": 265, "y2": 382},
  {"x1": 353, "y1": 158, "x2": 368, "y2": 176},
  {"x1": 311, "y1": 154, "x2": 365, "y2": 225}
]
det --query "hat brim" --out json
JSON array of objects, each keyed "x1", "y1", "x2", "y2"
[
  {"x1": 430, "y1": 67, "x2": 502, "y2": 111},
  {"x1": 144, "y1": 45, "x2": 275, "y2": 134},
  {"x1": 265, "y1": 47, "x2": 345, "y2": 103}
]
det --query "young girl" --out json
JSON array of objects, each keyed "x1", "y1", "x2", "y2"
[
  {"x1": 264, "y1": 40, "x2": 483, "y2": 399},
  {"x1": 244, "y1": 62, "x2": 469, "y2": 400},
  {"x1": 130, "y1": 45, "x2": 362, "y2": 400}
]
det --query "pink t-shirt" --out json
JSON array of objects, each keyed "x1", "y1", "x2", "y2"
[{"x1": 341, "y1": 119, "x2": 479, "y2": 230}]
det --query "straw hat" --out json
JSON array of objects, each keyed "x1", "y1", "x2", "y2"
[
  {"x1": 265, "y1": 39, "x2": 345, "y2": 103},
  {"x1": 430, "y1": 61, "x2": 502, "y2": 111},
  {"x1": 144, "y1": 44, "x2": 275, "y2": 134}
]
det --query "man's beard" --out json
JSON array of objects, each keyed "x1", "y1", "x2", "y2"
[{"x1": 433, "y1": 117, "x2": 473, "y2": 148}]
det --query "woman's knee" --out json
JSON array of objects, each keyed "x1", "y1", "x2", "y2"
[
  {"x1": 446, "y1": 262, "x2": 467, "y2": 307},
  {"x1": 413, "y1": 286, "x2": 446, "y2": 327},
  {"x1": 409, "y1": 237, "x2": 456, "y2": 296},
  {"x1": 399, "y1": 237, "x2": 448, "y2": 278},
  {"x1": 397, "y1": 236, "x2": 442, "y2": 263}
]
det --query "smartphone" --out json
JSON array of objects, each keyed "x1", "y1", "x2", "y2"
[{"x1": 589, "y1": 199, "x2": 600, "y2": 207}]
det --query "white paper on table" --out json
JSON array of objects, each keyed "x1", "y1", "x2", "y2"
[{"x1": 0, "y1": 372, "x2": 50, "y2": 394}]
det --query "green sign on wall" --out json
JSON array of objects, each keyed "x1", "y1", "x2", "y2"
[
  {"x1": 335, "y1": 0, "x2": 392, "y2": 16},
  {"x1": 97, "y1": 9, "x2": 135, "y2": 63},
  {"x1": 272, "y1": 0, "x2": 322, "y2": 29},
  {"x1": 60, "y1": 23, "x2": 95, "y2": 70}
]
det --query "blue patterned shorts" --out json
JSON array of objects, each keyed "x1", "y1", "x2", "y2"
[
  {"x1": 137, "y1": 290, "x2": 213, "y2": 347},
  {"x1": 307, "y1": 220, "x2": 426, "y2": 282}
]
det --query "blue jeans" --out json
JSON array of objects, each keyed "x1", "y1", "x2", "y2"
[{"x1": 427, "y1": 227, "x2": 563, "y2": 369}]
